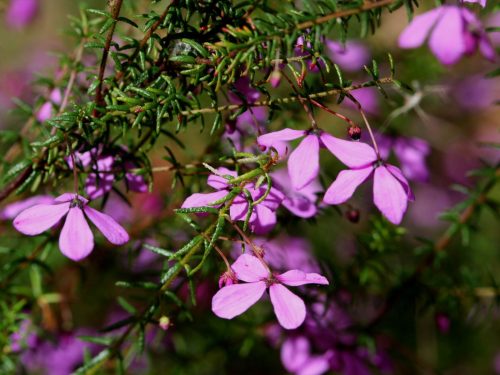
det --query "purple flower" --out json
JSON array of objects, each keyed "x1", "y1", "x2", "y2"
[
  {"x1": 181, "y1": 167, "x2": 284, "y2": 234},
  {"x1": 342, "y1": 86, "x2": 379, "y2": 116},
  {"x1": 228, "y1": 77, "x2": 261, "y2": 104},
  {"x1": 377, "y1": 134, "x2": 430, "y2": 182},
  {"x1": 0, "y1": 195, "x2": 54, "y2": 220},
  {"x1": 212, "y1": 254, "x2": 328, "y2": 329},
  {"x1": 258, "y1": 128, "x2": 377, "y2": 191},
  {"x1": 323, "y1": 144, "x2": 414, "y2": 225},
  {"x1": 13, "y1": 193, "x2": 129, "y2": 261},
  {"x1": 325, "y1": 40, "x2": 371, "y2": 72},
  {"x1": 36, "y1": 89, "x2": 62, "y2": 123},
  {"x1": 281, "y1": 336, "x2": 331, "y2": 375},
  {"x1": 398, "y1": 5, "x2": 496, "y2": 65},
  {"x1": 6, "y1": 0, "x2": 39, "y2": 29},
  {"x1": 271, "y1": 169, "x2": 322, "y2": 218}
]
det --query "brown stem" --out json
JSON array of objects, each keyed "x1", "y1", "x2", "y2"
[{"x1": 93, "y1": 0, "x2": 124, "y2": 115}]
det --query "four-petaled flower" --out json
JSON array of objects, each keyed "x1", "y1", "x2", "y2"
[
  {"x1": 323, "y1": 144, "x2": 414, "y2": 225},
  {"x1": 181, "y1": 167, "x2": 284, "y2": 234},
  {"x1": 212, "y1": 254, "x2": 329, "y2": 329},
  {"x1": 13, "y1": 193, "x2": 129, "y2": 261},
  {"x1": 257, "y1": 128, "x2": 379, "y2": 190},
  {"x1": 398, "y1": 5, "x2": 495, "y2": 65}
]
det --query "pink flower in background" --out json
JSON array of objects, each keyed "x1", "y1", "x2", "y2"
[
  {"x1": 69, "y1": 149, "x2": 148, "y2": 199},
  {"x1": 258, "y1": 129, "x2": 377, "y2": 190},
  {"x1": 323, "y1": 143, "x2": 414, "y2": 225},
  {"x1": 376, "y1": 134, "x2": 430, "y2": 182},
  {"x1": 36, "y1": 89, "x2": 62, "y2": 122},
  {"x1": 398, "y1": 5, "x2": 496, "y2": 65},
  {"x1": 13, "y1": 193, "x2": 129, "y2": 261},
  {"x1": 271, "y1": 169, "x2": 322, "y2": 218},
  {"x1": 0, "y1": 195, "x2": 54, "y2": 220},
  {"x1": 342, "y1": 86, "x2": 379, "y2": 116},
  {"x1": 181, "y1": 167, "x2": 284, "y2": 234},
  {"x1": 212, "y1": 254, "x2": 329, "y2": 329},
  {"x1": 325, "y1": 40, "x2": 370, "y2": 72},
  {"x1": 281, "y1": 336, "x2": 331, "y2": 375},
  {"x1": 6, "y1": 0, "x2": 39, "y2": 29},
  {"x1": 228, "y1": 77, "x2": 261, "y2": 104},
  {"x1": 463, "y1": 0, "x2": 486, "y2": 7}
]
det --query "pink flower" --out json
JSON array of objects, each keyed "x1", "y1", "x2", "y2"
[
  {"x1": 181, "y1": 167, "x2": 284, "y2": 234},
  {"x1": 36, "y1": 89, "x2": 62, "y2": 122},
  {"x1": 257, "y1": 128, "x2": 378, "y2": 190},
  {"x1": 325, "y1": 40, "x2": 371, "y2": 72},
  {"x1": 212, "y1": 254, "x2": 329, "y2": 329},
  {"x1": 13, "y1": 193, "x2": 129, "y2": 261},
  {"x1": 6, "y1": 0, "x2": 39, "y2": 29},
  {"x1": 398, "y1": 5, "x2": 496, "y2": 65},
  {"x1": 281, "y1": 336, "x2": 331, "y2": 375},
  {"x1": 323, "y1": 144, "x2": 414, "y2": 225},
  {"x1": 271, "y1": 169, "x2": 322, "y2": 218},
  {"x1": 376, "y1": 134, "x2": 430, "y2": 182}
]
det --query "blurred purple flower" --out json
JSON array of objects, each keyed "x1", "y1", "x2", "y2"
[
  {"x1": 6, "y1": 0, "x2": 39, "y2": 29},
  {"x1": 271, "y1": 169, "x2": 322, "y2": 218},
  {"x1": 10, "y1": 318, "x2": 37, "y2": 352},
  {"x1": 281, "y1": 336, "x2": 331, "y2": 375},
  {"x1": 342, "y1": 86, "x2": 379, "y2": 116},
  {"x1": 212, "y1": 253, "x2": 329, "y2": 329},
  {"x1": 451, "y1": 74, "x2": 500, "y2": 110},
  {"x1": 399, "y1": 5, "x2": 496, "y2": 65},
  {"x1": 325, "y1": 40, "x2": 371, "y2": 72},
  {"x1": 377, "y1": 134, "x2": 430, "y2": 182},
  {"x1": 228, "y1": 77, "x2": 261, "y2": 104},
  {"x1": 36, "y1": 88, "x2": 62, "y2": 122},
  {"x1": 435, "y1": 312, "x2": 451, "y2": 334}
]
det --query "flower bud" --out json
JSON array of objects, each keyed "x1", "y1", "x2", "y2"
[
  {"x1": 345, "y1": 208, "x2": 360, "y2": 223},
  {"x1": 159, "y1": 316, "x2": 170, "y2": 331},
  {"x1": 348, "y1": 125, "x2": 362, "y2": 141},
  {"x1": 218, "y1": 271, "x2": 237, "y2": 288},
  {"x1": 269, "y1": 71, "x2": 281, "y2": 88}
]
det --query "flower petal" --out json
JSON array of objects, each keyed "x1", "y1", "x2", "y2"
[
  {"x1": 398, "y1": 8, "x2": 442, "y2": 48},
  {"x1": 1, "y1": 195, "x2": 54, "y2": 220},
  {"x1": 320, "y1": 133, "x2": 377, "y2": 168},
  {"x1": 84, "y1": 206, "x2": 129, "y2": 245},
  {"x1": 207, "y1": 168, "x2": 238, "y2": 190},
  {"x1": 251, "y1": 204, "x2": 277, "y2": 234},
  {"x1": 269, "y1": 284, "x2": 306, "y2": 330},
  {"x1": 257, "y1": 128, "x2": 305, "y2": 149},
  {"x1": 13, "y1": 202, "x2": 70, "y2": 235},
  {"x1": 385, "y1": 164, "x2": 415, "y2": 201},
  {"x1": 59, "y1": 207, "x2": 94, "y2": 261},
  {"x1": 373, "y1": 166, "x2": 408, "y2": 225},
  {"x1": 323, "y1": 167, "x2": 373, "y2": 205},
  {"x1": 429, "y1": 6, "x2": 466, "y2": 65},
  {"x1": 288, "y1": 135, "x2": 320, "y2": 190},
  {"x1": 280, "y1": 337, "x2": 310, "y2": 372},
  {"x1": 181, "y1": 191, "x2": 228, "y2": 209},
  {"x1": 212, "y1": 281, "x2": 267, "y2": 319},
  {"x1": 231, "y1": 253, "x2": 269, "y2": 282},
  {"x1": 277, "y1": 270, "x2": 329, "y2": 286}
]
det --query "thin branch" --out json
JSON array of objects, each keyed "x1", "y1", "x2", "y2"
[{"x1": 94, "y1": 0, "x2": 124, "y2": 112}]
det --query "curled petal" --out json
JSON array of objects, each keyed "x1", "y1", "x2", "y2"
[
  {"x1": 212, "y1": 281, "x2": 267, "y2": 319},
  {"x1": 231, "y1": 254, "x2": 269, "y2": 282},
  {"x1": 385, "y1": 164, "x2": 415, "y2": 201},
  {"x1": 277, "y1": 270, "x2": 329, "y2": 286},
  {"x1": 323, "y1": 167, "x2": 373, "y2": 205},
  {"x1": 288, "y1": 135, "x2": 320, "y2": 190},
  {"x1": 181, "y1": 191, "x2": 228, "y2": 209},
  {"x1": 84, "y1": 206, "x2": 129, "y2": 245},
  {"x1": 269, "y1": 284, "x2": 306, "y2": 330},
  {"x1": 207, "y1": 168, "x2": 238, "y2": 190},
  {"x1": 320, "y1": 133, "x2": 377, "y2": 168},
  {"x1": 13, "y1": 202, "x2": 70, "y2": 235},
  {"x1": 398, "y1": 8, "x2": 442, "y2": 48},
  {"x1": 373, "y1": 166, "x2": 408, "y2": 225},
  {"x1": 59, "y1": 207, "x2": 94, "y2": 261}
]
